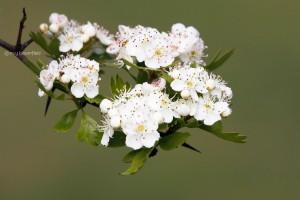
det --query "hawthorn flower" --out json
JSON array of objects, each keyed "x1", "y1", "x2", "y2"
[
  {"x1": 169, "y1": 63, "x2": 207, "y2": 101},
  {"x1": 144, "y1": 33, "x2": 174, "y2": 68},
  {"x1": 179, "y1": 39, "x2": 207, "y2": 65},
  {"x1": 58, "y1": 21, "x2": 84, "y2": 52},
  {"x1": 71, "y1": 70, "x2": 100, "y2": 98},
  {"x1": 49, "y1": 13, "x2": 68, "y2": 28},
  {"x1": 122, "y1": 111, "x2": 160, "y2": 150},
  {"x1": 95, "y1": 23, "x2": 115, "y2": 46},
  {"x1": 193, "y1": 95, "x2": 230, "y2": 125},
  {"x1": 99, "y1": 116, "x2": 114, "y2": 146},
  {"x1": 169, "y1": 23, "x2": 199, "y2": 56},
  {"x1": 39, "y1": 60, "x2": 60, "y2": 92}
]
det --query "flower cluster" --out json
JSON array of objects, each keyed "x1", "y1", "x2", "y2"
[
  {"x1": 169, "y1": 63, "x2": 232, "y2": 126},
  {"x1": 99, "y1": 79, "x2": 180, "y2": 150},
  {"x1": 107, "y1": 23, "x2": 206, "y2": 69},
  {"x1": 38, "y1": 54, "x2": 101, "y2": 98},
  {"x1": 39, "y1": 13, "x2": 114, "y2": 52}
]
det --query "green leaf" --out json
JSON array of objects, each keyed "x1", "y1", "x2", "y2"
[
  {"x1": 120, "y1": 147, "x2": 154, "y2": 175},
  {"x1": 136, "y1": 70, "x2": 148, "y2": 84},
  {"x1": 107, "y1": 131, "x2": 126, "y2": 147},
  {"x1": 122, "y1": 149, "x2": 140, "y2": 163},
  {"x1": 206, "y1": 49, "x2": 235, "y2": 71},
  {"x1": 53, "y1": 109, "x2": 78, "y2": 133},
  {"x1": 84, "y1": 94, "x2": 105, "y2": 104},
  {"x1": 199, "y1": 122, "x2": 247, "y2": 143},
  {"x1": 76, "y1": 112, "x2": 102, "y2": 146},
  {"x1": 48, "y1": 37, "x2": 60, "y2": 59},
  {"x1": 159, "y1": 132, "x2": 191, "y2": 151},
  {"x1": 122, "y1": 59, "x2": 160, "y2": 71},
  {"x1": 30, "y1": 32, "x2": 49, "y2": 53},
  {"x1": 23, "y1": 59, "x2": 41, "y2": 75},
  {"x1": 110, "y1": 77, "x2": 118, "y2": 95},
  {"x1": 35, "y1": 81, "x2": 66, "y2": 100}
]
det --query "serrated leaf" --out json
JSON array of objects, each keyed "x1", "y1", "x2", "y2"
[
  {"x1": 23, "y1": 59, "x2": 41, "y2": 75},
  {"x1": 30, "y1": 32, "x2": 49, "y2": 53},
  {"x1": 53, "y1": 109, "x2": 78, "y2": 133},
  {"x1": 76, "y1": 112, "x2": 102, "y2": 146},
  {"x1": 136, "y1": 70, "x2": 148, "y2": 84},
  {"x1": 48, "y1": 37, "x2": 60, "y2": 59},
  {"x1": 199, "y1": 122, "x2": 246, "y2": 143},
  {"x1": 206, "y1": 49, "x2": 235, "y2": 71},
  {"x1": 159, "y1": 132, "x2": 191, "y2": 151},
  {"x1": 107, "y1": 131, "x2": 126, "y2": 147},
  {"x1": 120, "y1": 147, "x2": 154, "y2": 175}
]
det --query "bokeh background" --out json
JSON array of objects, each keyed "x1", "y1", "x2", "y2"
[{"x1": 1, "y1": 0, "x2": 299, "y2": 199}]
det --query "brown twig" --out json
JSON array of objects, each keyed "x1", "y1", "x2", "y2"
[{"x1": 0, "y1": 8, "x2": 33, "y2": 62}]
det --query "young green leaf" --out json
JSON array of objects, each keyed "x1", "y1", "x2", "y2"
[
  {"x1": 159, "y1": 132, "x2": 191, "y2": 151},
  {"x1": 53, "y1": 109, "x2": 79, "y2": 133},
  {"x1": 206, "y1": 49, "x2": 235, "y2": 71},
  {"x1": 199, "y1": 122, "x2": 247, "y2": 143},
  {"x1": 120, "y1": 147, "x2": 154, "y2": 175},
  {"x1": 107, "y1": 131, "x2": 126, "y2": 148},
  {"x1": 76, "y1": 112, "x2": 102, "y2": 146},
  {"x1": 122, "y1": 149, "x2": 141, "y2": 163}
]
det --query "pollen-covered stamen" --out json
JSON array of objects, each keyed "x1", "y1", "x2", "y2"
[{"x1": 136, "y1": 123, "x2": 146, "y2": 134}]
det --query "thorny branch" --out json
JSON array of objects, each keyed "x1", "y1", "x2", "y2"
[{"x1": 0, "y1": 8, "x2": 33, "y2": 62}]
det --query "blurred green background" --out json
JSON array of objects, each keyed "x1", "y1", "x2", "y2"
[{"x1": 1, "y1": 0, "x2": 299, "y2": 199}]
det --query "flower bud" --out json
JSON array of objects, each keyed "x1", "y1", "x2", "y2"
[
  {"x1": 223, "y1": 87, "x2": 233, "y2": 98},
  {"x1": 170, "y1": 69, "x2": 180, "y2": 79},
  {"x1": 181, "y1": 89, "x2": 191, "y2": 99},
  {"x1": 39, "y1": 23, "x2": 48, "y2": 33},
  {"x1": 206, "y1": 79, "x2": 216, "y2": 90},
  {"x1": 100, "y1": 99, "x2": 112, "y2": 113},
  {"x1": 80, "y1": 34, "x2": 90, "y2": 43},
  {"x1": 49, "y1": 23, "x2": 59, "y2": 33},
  {"x1": 221, "y1": 108, "x2": 232, "y2": 117},
  {"x1": 60, "y1": 74, "x2": 70, "y2": 84},
  {"x1": 110, "y1": 116, "x2": 121, "y2": 128}
]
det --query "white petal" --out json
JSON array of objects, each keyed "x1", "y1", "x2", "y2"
[
  {"x1": 71, "y1": 39, "x2": 83, "y2": 51},
  {"x1": 101, "y1": 133, "x2": 110, "y2": 146},
  {"x1": 126, "y1": 134, "x2": 143, "y2": 150},
  {"x1": 38, "y1": 89, "x2": 45, "y2": 97},
  {"x1": 172, "y1": 23, "x2": 186, "y2": 33},
  {"x1": 141, "y1": 132, "x2": 160, "y2": 148},
  {"x1": 204, "y1": 111, "x2": 221, "y2": 126},
  {"x1": 170, "y1": 79, "x2": 185, "y2": 91},
  {"x1": 190, "y1": 90, "x2": 199, "y2": 102},
  {"x1": 194, "y1": 105, "x2": 206, "y2": 121},
  {"x1": 85, "y1": 85, "x2": 99, "y2": 98},
  {"x1": 59, "y1": 43, "x2": 70, "y2": 52},
  {"x1": 145, "y1": 58, "x2": 160, "y2": 69},
  {"x1": 214, "y1": 102, "x2": 229, "y2": 114},
  {"x1": 71, "y1": 82, "x2": 85, "y2": 98}
]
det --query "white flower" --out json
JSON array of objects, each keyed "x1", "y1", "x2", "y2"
[
  {"x1": 144, "y1": 33, "x2": 174, "y2": 68},
  {"x1": 58, "y1": 21, "x2": 84, "y2": 52},
  {"x1": 39, "y1": 23, "x2": 48, "y2": 33},
  {"x1": 169, "y1": 63, "x2": 207, "y2": 101},
  {"x1": 193, "y1": 95, "x2": 229, "y2": 125},
  {"x1": 70, "y1": 70, "x2": 99, "y2": 98},
  {"x1": 122, "y1": 111, "x2": 160, "y2": 150},
  {"x1": 100, "y1": 99, "x2": 113, "y2": 114},
  {"x1": 49, "y1": 13, "x2": 68, "y2": 28},
  {"x1": 95, "y1": 23, "x2": 115, "y2": 46},
  {"x1": 81, "y1": 22, "x2": 96, "y2": 38},
  {"x1": 125, "y1": 26, "x2": 159, "y2": 62},
  {"x1": 39, "y1": 60, "x2": 60, "y2": 91},
  {"x1": 99, "y1": 117, "x2": 114, "y2": 147},
  {"x1": 173, "y1": 98, "x2": 196, "y2": 117},
  {"x1": 169, "y1": 23, "x2": 199, "y2": 56},
  {"x1": 179, "y1": 39, "x2": 206, "y2": 65}
]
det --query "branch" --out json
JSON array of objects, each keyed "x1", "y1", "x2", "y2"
[{"x1": 0, "y1": 8, "x2": 33, "y2": 62}]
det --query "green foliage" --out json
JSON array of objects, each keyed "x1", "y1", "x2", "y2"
[
  {"x1": 84, "y1": 94, "x2": 105, "y2": 105},
  {"x1": 136, "y1": 70, "x2": 149, "y2": 84},
  {"x1": 76, "y1": 112, "x2": 102, "y2": 146},
  {"x1": 107, "y1": 131, "x2": 126, "y2": 147},
  {"x1": 199, "y1": 122, "x2": 247, "y2": 143},
  {"x1": 23, "y1": 59, "x2": 41, "y2": 76},
  {"x1": 30, "y1": 32, "x2": 60, "y2": 59},
  {"x1": 110, "y1": 75, "x2": 130, "y2": 95},
  {"x1": 206, "y1": 49, "x2": 235, "y2": 71},
  {"x1": 159, "y1": 132, "x2": 190, "y2": 151},
  {"x1": 120, "y1": 147, "x2": 154, "y2": 175},
  {"x1": 35, "y1": 81, "x2": 66, "y2": 100},
  {"x1": 53, "y1": 109, "x2": 79, "y2": 133}
]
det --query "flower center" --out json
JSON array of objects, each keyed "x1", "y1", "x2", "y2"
[
  {"x1": 81, "y1": 76, "x2": 89, "y2": 84},
  {"x1": 155, "y1": 49, "x2": 163, "y2": 56},
  {"x1": 66, "y1": 35, "x2": 74, "y2": 43},
  {"x1": 161, "y1": 99, "x2": 168, "y2": 106},
  {"x1": 186, "y1": 81, "x2": 194, "y2": 88},
  {"x1": 122, "y1": 40, "x2": 128, "y2": 47},
  {"x1": 136, "y1": 124, "x2": 146, "y2": 134},
  {"x1": 205, "y1": 103, "x2": 213, "y2": 110}
]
